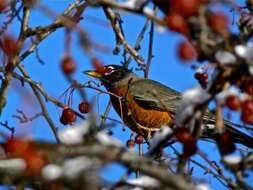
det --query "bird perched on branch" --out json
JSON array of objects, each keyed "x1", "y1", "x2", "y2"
[{"x1": 84, "y1": 65, "x2": 253, "y2": 149}]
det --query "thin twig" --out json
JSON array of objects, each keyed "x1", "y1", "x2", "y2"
[
  {"x1": 0, "y1": 5, "x2": 30, "y2": 115},
  {"x1": 144, "y1": 5, "x2": 157, "y2": 78},
  {"x1": 12, "y1": 109, "x2": 43, "y2": 123},
  {"x1": 124, "y1": 17, "x2": 150, "y2": 67},
  {"x1": 0, "y1": 121, "x2": 15, "y2": 137},
  {"x1": 17, "y1": 64, "x2": 60, "y2": 143},
  {"x1": 87, "y1": 0, "x2": 165, "y2": 25},
  {"x1": 0, "y1": 4, "x2": 23, "y2": 36},
  {"x1": 103, "y1": 7, "x2": 145, "y2": 67}
]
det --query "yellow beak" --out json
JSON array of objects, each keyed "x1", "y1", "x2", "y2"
[{"x1": 83, "y1": 70, "x2": 102, "y2": 79}]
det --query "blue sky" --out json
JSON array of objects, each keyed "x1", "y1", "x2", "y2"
[
  {"x1": 2, "y1": 1, "x2": 197, "y2": 141},
  {"x1": 0, "y1": 0, "x2": 252, "y2": 189}
]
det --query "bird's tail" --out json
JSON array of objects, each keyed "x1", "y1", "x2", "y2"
[
  {"x1": 225, "y1": 123, "x2": 253, "y2": 149},
  {"x1": 202, "y1": 120, "x2": 253, "y2": 149}
]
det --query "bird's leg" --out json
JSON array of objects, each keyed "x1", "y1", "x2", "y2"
[
  {"x1": 136, "y1": 143, "x2": 143, "y2": 178},
  {"x1": 118, "y1": 97, "x2": 124, "y2": 122},
  {"x1": 138, "y1": 142, "x2": 143, "y2": 158},
  {"x1": 147, "y1": 128, "x2": 152, "y2": 139}
]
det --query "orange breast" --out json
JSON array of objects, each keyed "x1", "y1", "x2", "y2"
[{"x1": 109, "y1": 86, "x2": 173, "y2": 135}]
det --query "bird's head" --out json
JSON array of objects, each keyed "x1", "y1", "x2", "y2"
[{"x1": 83, "y1": 65, "x2": 138, "y2": 89}]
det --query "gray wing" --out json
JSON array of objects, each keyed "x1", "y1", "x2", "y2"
[{"x1": 129, "y1": 79, "x2": 181, "y2": 113}]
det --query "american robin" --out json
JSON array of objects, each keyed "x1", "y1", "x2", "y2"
[{"x1": 84, "y1": 65, "x2": 253, "y2": 148}]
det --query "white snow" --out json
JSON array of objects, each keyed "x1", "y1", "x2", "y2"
[
  {"x1": 235, "y1": 43, "x2": 253, "y2": 74},
  {"x1": 143, "y1": 6, "x2": 155, "y2": 15},
  {"x1": 0, "y1": 158, "x2": 26, "y2": 172},
  {"x1": 215, "y1": 50, "x2": 236, "y2": 64},
  {"x1": 155, "y1": 25, "x2": 167, "y2": 33},
  {"x1": 148, "y1": 126, "x2": 173, "y2": 154},
  {"x1": 42, "y1": 164, "x2": 63, "y2": 181},
  {"x1": 42, "y1": 156, "x2": 100, "y2": 180},
  {"x1": 57, "y1": 121, "x2": 90, "y2": 144},
  {"x1": 175, "y1": 87, "x2": 210, "y2": 126},
  {"x1": 223, "y1": 155, "x2": 242, "y2": 165},
  {"x1": 63, "y1": 156, "x2": 94, "y2": 178},
  {"x1": 249, "y1": 66, "x2": 253, "y2": 75},
  {"x1": 235, "y1": 43, "x2": 253, "y2": 62},
  {"x1": 122, "y1": 0, "x2": 147, "y2": 9},
  {"x1": 196, "y1": 184, "x2": 211, "y2": 190},
  {"x1": 239, "y1": 93, "x2": 250, "y2": 102},
  {"x1": 126, "y1": 176, "x2": 160, "y2": 188},
  {"x1": 96, "y1": 131, "x2": 122, "y2": 147},
  {"x1": 204, "y1": 124, "x2": 216, "y2": 130},
  {"x1": 195, "y1": 65, "x2": 208, "y2": 74}
]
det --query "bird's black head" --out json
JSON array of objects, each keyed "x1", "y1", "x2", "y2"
[{"x1": 83, "y1": 65, "x2": 137, "y2": 88}]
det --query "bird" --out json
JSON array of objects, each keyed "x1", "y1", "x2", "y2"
[{"x1": 84, "y1": 64, "x2": 253, "y2": 149}]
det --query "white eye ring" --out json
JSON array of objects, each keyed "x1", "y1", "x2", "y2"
[{"x1": 104, "y1": 66, "x2": 115, "y2": 75}]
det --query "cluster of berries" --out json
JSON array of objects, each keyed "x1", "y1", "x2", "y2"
[
  {"x1": 60, "y1": 101, "x2": 90, "y2": 125},
  {"x1": 226, "y1": 94, "x2": 253, "y2": 125},
  {"x1": 126, "y1": 135, "x2": 144, "y2": 148},
  {"x1": 157, "y1": 0, "x2": 229, "y2": 63},
  {"x1": 3, "y1": 138, "x2": 46, "y2": 175}
]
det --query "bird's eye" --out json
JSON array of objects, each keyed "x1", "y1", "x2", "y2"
[{"x1": 104, "y1": 67, "x2": 115, "y2": 75}]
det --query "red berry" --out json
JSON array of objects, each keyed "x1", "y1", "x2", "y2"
[
  {"x1": 194, "y1": 72, "x2": 208, "y2": 81},
  {"x1": 0, "y1": 1, "x2": 6, "y2": 12},
  {"x1": 0, "y1": 35, "x2": 19, "y2": 57},
  {"x1": 91, "y1": 57, "x2": 104, "y2": 74},
  {"x1": 135, "y1": 135, "x2": 144, "y2": 144},
  {"x1": 61, "y1": 55, "x2": 76, "y2": 74},
  {"x1": 194, "y1": 72, "x2": 208, "y2": 80},
  {"x1": 242, "y1": 99, "x2": 253, "y2": 114},
  {"x1": 217, "y1": 131, "x2": 236, "y2": 155},
  {"x1": 241, "y1": 111, "x2": 253, "y2": 125},
  {"x1": 3, "y1": 138, "x2": 29, "y2": 157},
  {"x1": 226, "y1": 95, "x2": 241, "y2": 111},
  {"x1": 174, "y1": 128, "x2": 194, "y2": 144},
  {"x1": 126, "y1": 139, "x2": 135, "y2": 148},
  {"x1": 208, "y1": 12, "x2": 229, "y2": 36},
  {"x1": 200, "y1": 81, "x2": 208, "y2": 88},
  {"x1": 241, "y1": 99, "x2": 253, "y2": 124},
  {"x1": 182, "y1": 141, "x2": 197, "y2": 157},
  {"x1": 23, "y1": 150, "x2": 46, "y2": 176},
  {"x1": 194, "y1": 72, "x2": 208, "y2": 88},
  {"x1": 244, "y1": 79, "x2": 253, "y2": 96},
  {"x1": 241, "y1": 112, "x2": 253, "y2": 125},
  {"x1": 60, "y1": 108, "x2": 76, "y2": 125},
  {"x1": 3, "y1": 138, "x2": 46, "y2": 175},
  {"x1": 170, "y1": 0, "x2": 200, "y2": 18},
  {"x1": 178, "y1": 41, "x2": 196, "y2": 62},
  {"x1": 60, "y1": 115, "x2": 69, "y2": 125},
  {"x1": 166, "y1": 12, "x2": 189, "y2": 35},
  {"x1": 78, "y1": 101, "x2": 91, "y2": 113}
]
